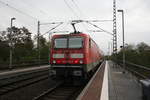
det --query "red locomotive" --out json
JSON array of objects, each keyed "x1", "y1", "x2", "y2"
[{"x1": 50, "y1": 32, "x2": 103, "y2": 81}]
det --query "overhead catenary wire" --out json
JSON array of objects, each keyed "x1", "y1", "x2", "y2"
[
  {"x1": 53, "y1": 21, "x2": 71, "y2": 33},
  {"x1": 0, "y1": 0, "x2": 38, "y2": 21},
  {"x1": 64, "y1": 0, "x2": 80, "y2": 19},
  {"x1": 70, "y1": 0, "x2": 90, "y2": 32},
  {"x1": 40, "y1": 22, "x2": 64, "y2": 26},
  {"x1": 0, "y1": 0, "x2": 113, "y2": 35},
  {"x1": 71, "y1": 0, "x2": 85, "y2": 18},
  {"x1": 84, "y1": 19, "x2": 113, "y2": 34},
  {"x1": 70, "y1": 1, "x2": 112, "y2": 34},
  {"x1": 40, "y1": 22, "x2": 64, "y2": 37},
  {"x1": 85, "y1": 21, "x2": 113, "y2": 36},
  {"x1": 70, "y1": 0, "x2": 113, "y2": 35},
  {"x1": 18, "y1": 0, "x2": 49, "y2": 16},
  {"x1": 64, "y1": 0, "x2": 110, "y2": 34},
  {"x1": 85, "y1": 20, "x2": 113, "y2": 22},
  {"x1": 64, "y1": 0, "x2": 87, "y2": 32},
  {"x1": 84, "y1": 20, "x2": 113, "y2": 33},
  {"x1": 63, "y1": 0, "x2": 88, "y2": 34}
]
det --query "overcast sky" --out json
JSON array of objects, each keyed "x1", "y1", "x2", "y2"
[{"x1": 0, "y1": 0, "x2": 150, "y2": 55}]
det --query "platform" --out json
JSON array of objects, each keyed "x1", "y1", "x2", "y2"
[
  {"x1": 0, "y1": 65, "x2": 49, "y2": 80},
  {"x1": 77, "y1": 61, "x2": 142, "y2": 100},
  {"x1": 108, "y1": 61, "x2": 142, "y2": 100}
]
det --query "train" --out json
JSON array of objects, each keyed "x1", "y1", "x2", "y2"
[{"x1": 49, "y1": 32, "x2": 103, "y2": 82}]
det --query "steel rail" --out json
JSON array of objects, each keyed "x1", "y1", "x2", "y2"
[{"x1": 32, "y1": 81, "x2": 64, "y2": 100}]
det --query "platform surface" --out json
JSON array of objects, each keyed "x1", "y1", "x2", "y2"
[
  {"x1": 0, "y1": 65, "x2": 49, "y2": 77},
  {"x1": 108, "y1": 61, "x2": 142, "y2": 100}
]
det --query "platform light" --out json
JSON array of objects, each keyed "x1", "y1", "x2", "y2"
[{"x1": 118, "y1": 9, "x2": 126, "y2": 73}]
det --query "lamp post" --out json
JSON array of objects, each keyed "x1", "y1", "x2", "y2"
[
  {"x1": 9, "y1": 17, "x2": 16, "y2": 69},
  {"x1": 117, "y1": 9, "x2": 125, "y2": 73}
]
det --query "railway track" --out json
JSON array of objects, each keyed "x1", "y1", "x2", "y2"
[
  {"x1": 0, "y1": 67, "x2": 49, "y2": 95},
  {"x1": 32, "y1": 63, "x2": 102, "y2": 100},
  {"x1": 116, "y1": 61, "x2": 150, "y2": 79},
  {"x1": 33, "y1": 82, "x2": 84, "y2": 100}
]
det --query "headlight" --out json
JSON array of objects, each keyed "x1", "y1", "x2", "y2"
[
  {"x1": 79, "y1": 60, "x2": 83, "y2": 64},
  {"x1": 53, "y1": 60, "x2": 56, "y2": 64}
]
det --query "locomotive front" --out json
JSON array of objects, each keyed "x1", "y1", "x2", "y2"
[{"x1": 49, "y1": 34, "x2": 87, "y2": 79}]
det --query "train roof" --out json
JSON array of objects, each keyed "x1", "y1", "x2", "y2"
[{"x1": 52, "y1": 33, "x2": 90, "y2": 38}]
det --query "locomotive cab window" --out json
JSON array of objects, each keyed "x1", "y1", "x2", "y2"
[
  {"x1": 54, "y1": 37, "x2": 83, "y2": 49},
  {"x1": 54, "y1": 38, "x2": 67, "y2": 48},
  {"x1": 68, "y1": 37, "x2": 83, "y2": 48}
]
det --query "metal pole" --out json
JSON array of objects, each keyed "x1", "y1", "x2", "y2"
[
  {"x1": 9, "y1": 18, "x2": 15, "y2": 70},
  {"x1": 122, "y1": 11, "x2": 125, "y2": 73},
  {"x1": 118, "y1": 10, "x2": 125, "y2": 73},
  {"x1": 108, "y1": 42, "x2": 110, "y2": 56},
  {"x1": 37, "y1": 21, "x2": 40, "y2": 66}
]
